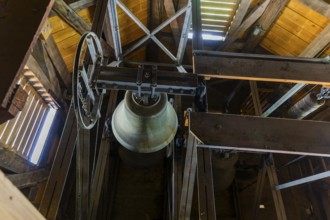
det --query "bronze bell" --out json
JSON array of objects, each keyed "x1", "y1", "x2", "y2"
[{"x1": 112, "y1": 91, "x2": 178, "y2": 153}]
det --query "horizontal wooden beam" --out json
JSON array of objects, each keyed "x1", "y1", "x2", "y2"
[
  {"x1": 189, "y1": 112, "x2": 330, "y2": 157},
  {"x1": 193, "y1": 51, "x2": 330, "y2": 86},
  {"x1": 0, "y1": 143, "x2": 37, "y2": 173},
  {"x1": 7, "y1": 168, "x2": 49, "y2": 189}
]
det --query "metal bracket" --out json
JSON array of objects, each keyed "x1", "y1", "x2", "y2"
[
  {"x1": 317, "y1": 87, "x2": 330, "y2": 100},
  {"x1": 151, "y1": 65, "x2": 158, "y2": 98},
  {"x1": 136, "y1": 64, "x2": 143, "y2": 97}
]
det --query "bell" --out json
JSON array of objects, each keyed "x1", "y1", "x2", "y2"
[{"x1": 112, "y1": 91, "x2": 178, "y2": 153}]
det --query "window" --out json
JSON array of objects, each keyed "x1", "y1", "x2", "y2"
[
  {"x1": 189, "y1": 0, "x2": 240, "y2": 41},
  {"x1": 0, "y1": 78, "x2": 57, "y2": 165}
]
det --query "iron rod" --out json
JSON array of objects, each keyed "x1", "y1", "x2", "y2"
[
  {"x1": 262, "y1": 83, "x2": 305, "y2": 117},
  {"x1": 116, "y1": 0, "x2": 150, "y2": 35},
  {"x1": 276, "y1": 171, "x2": 330, "y2": 190}
]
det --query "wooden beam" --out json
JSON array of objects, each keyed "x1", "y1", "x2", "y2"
[
  {"x1": 26, "y1": 56, "x2": 54, "y2": 93},
  {"x1": 189, "y1": 112, "x2": 330, "y2": 157},
  {"x1": 49, "y1": 0, "x2": 96, "y2": 17},
  {"x1": 70, "y1": 0, "x2": 96, "y2": 11},
  {"x1": 299, "y1": 0, "x2": 330, "y2": 19},
  {"x1": 7, "y1": 168, "x2": 49, "y2": 189},
  {"x1": 40, "y1": 42, "x2": 62, "y2": 98},
  {"x1": 44, "y1": 36, "x2": 71, "y2": 89},
  {"x1": 196, "y1": 148, "x2": 216, "y2": 220},
  {"x1": 300, "y1": 23, "x2": 330, "y2": 58},
  {"x1": 76, "y1": 128, "x2": 90, "y2": 220},
  {"x1": 218, "y1": 0, "x2": 270, "y2": 50},
  {"x1": 179, "y1": 133, "x2": 197, "y2": 220},
  {"x1": 244, "y1": 0, "x2": 289, "y2": 52},
  {"x1": 0, "y1": 170, "x2": 45, "y2": 219},
  {"x1": 0, "y1": 84, "x2": 28, "y2": 124},
  {"x1": 89, "y1": 91, "x2": 118, "y2": 219},
  {"x1": 192, "y1": 0, "x2": 203, "y2": 50},
  {"x1": 193, "y1": 52, "x2": 330, "y2": 86},
  {"x1": 52, "y1": 0, "x2": 112, "y2": 57},
  {"x1": 0, "y1": 0, "x2": 54, "y2": 123},
  {"x1": 164, "y1": 0, "x2": 181, "y2": 46},
  {"x1": 39, "y1": 108, "x2": 77, "y2": 220},
  {"x1": 0, "y1": 143, "x2": 37, "y2": 173},
  {"x1": 226, "y1": 0, "x2": 252, "y2": 36},
  {"x1": 52, "y1": 0, "x2": 90, "y2": 35}
]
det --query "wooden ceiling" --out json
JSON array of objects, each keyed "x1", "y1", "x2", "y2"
[
  {"x1": 47, "y1": 0, "x2": 330, "y2": 74},
  {"x1": 49, "y1": 0, "x2": 148, "y2": 73},
  {"x1": 261, "y1": 0, "x2": 330, "y2": 57}
]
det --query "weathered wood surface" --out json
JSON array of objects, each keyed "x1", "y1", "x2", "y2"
[
  {"x1": 260, "y1": 0, "x2": 329, "y2": 56},
  {"x1": 53, "y1": 0, "x2": 111, "y2": 57},
  {"x1": 194, "y1": 53, "x2": 330, "y2": 85},
  {"x1": 164, "y1": 0, "x2": 181, "y2": 46},
  {"x1": 52, "y1": 0, "x2": 91, "y2": 35},
  {"x1": 0, "y1": 143, "x2": 38, "y2": 173},
  {"x1": 0, "y1": 85, "x2": 28, "y2": 124},
  {"x1": 44, "y1": 36, "x2": 71, "y2": 89},
  {"x1": 300, "y1": 23, "x2": 330, "y2": 58},
  {"x1": 39, "y1": 107, "x2": 77, "y2": 220},
  {"x1": 190, "y1": 112, "x2": 330, "y2": 157},
  {"x1": 244, "y1": 0, "x2": 289, "y2": 51},
  {"x1": 0, "y1": 170, "x2": 45, "y2": 219},
  {"x1": 218, "y1": 0, "x2": 270, "y2": 50},
  {"x1": 7, "y1": 168, "x2": 49, "y2": 189},
  {"x1": 76, "y1": 128, "x2": 90, "y2": 220},
  {"x1": 90, "y1": 91, "x2": 118, "y2": 219},
  {"x1": 226, "y1": 0, "x2": 252, "y2": 37},
  {"x1": 0, "y1": 0, "x2": 54, "y2": 122}
]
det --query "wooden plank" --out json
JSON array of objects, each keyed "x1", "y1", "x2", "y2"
[
  {"x1": 89, "y1": 91, "x2": 118, "y2": 219},
  {"x1": 0, "y1": 142, "x2": 37, "y2": 173},
  {"x1": 70, "y1": 0, "x2": 96, "y2": 11},
  {"x1": 179, "y1": 133, "x2": 197, "y2": 220},
  {"x1": 76, "y1": 128, "x2": 90, "y2": 220},
  {"x1": 279, "y1": 7, "x2": 325, "y2": 38},
  {"x1": 190, "y1": 112, "x2": 330, "y2": 157},
  {"x1": 196, "y1": 148, "x2": 216, "y2": 220},
  {"x1": 0, "y1": 170, "x2": 45, "y2": 219},
  {"x1": 299, "y1": 0, "x2": 330, "y2": 19},
  {"x1": 164, "y1": 0, "x2": 181, "y2": 46},
  {"x1": 7, "y1": 168, "x2": 49, "y2": 189},
  {"x1": 0, "y1": 85, "x2": 28, "y2": 124},
  {"x1": 39, "y1": 107, "x2": 77, "y2": 220},
  {"x1": 260, "y1": 37, "x2": 295, "y2": 56},
  {"x1": 44, "y1": 36, "x2": 71, "y2": 88},
  {"x1": 0, "y1": 0, "x2": 55, "y2": 115},
  {"x1": 52, "y1": 0, "x2": 91, "y2": 35},
  {"x1": 264, "y1": 24, "x2": 308, "y2": 56},
  {"x1": 300, "y1": 24, "x2": 330, "y2": 57},
  {"x1": 218, "y1": 0, "x2": 271, "y2": 50},
  {"x1": 287, "y1": 0, "x2": 329, "y2": 27},
  {"x1": 193, "y1": 52, "x2": 330, "y2": 85},
  {"x1": 276, "y1": 9, "x2": 321, "y2": 43},
  {"x1": 26, "y1": 56, "x2": 54, "y2": 92},
  {"x1": 244, "y1": 0, "x2": 288, "y2": 51},
  {"x1": 226, "y1": 0, "x2": 252, "y2": 36},
  {"x1": 53, "y1": 0, "x2": 112, "y2": 58}
]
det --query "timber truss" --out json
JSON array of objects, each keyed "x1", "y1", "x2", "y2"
[{"x1": 30, "y1": 0, "x2": 330, "y2": 220}]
